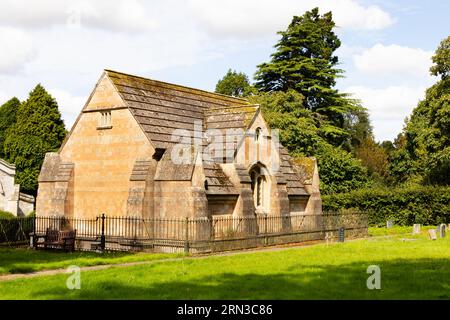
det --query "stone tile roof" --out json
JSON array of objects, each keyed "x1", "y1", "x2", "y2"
[
  {"x1": 279, "y1": 147, "x2": 309, "y2": 196},
  {"x1": 105, "y1": 70, "x2": 308, "y2": 196},
  {"x1": 106, "y1": 69, "x2": 252, "y2": 150},
  {"x1": 203, "y1": 161, "x2": 237, "y2": 195}
]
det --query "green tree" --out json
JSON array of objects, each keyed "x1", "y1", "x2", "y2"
[
  {"x1": 344, "y1": 108, "x2": 372, "y2": 150},
  {"x1": 254, "y1": 7, "x2": 361, "y2": 144},
  {"x1": 4, "y1": 84, "x2": 67, "y2": 194},
  {"x1": 430, "y1": 35, "x2": 450, "y2": 78},
  {"x1": 355, "y1": 137, "x2": 390, "y2": 182},
  {"x1": 0, "y1": 97, "x2": 20, "y2": 159},
  {"x1": 315, "y1": 142, "x2": 370, "y2": 194},
  {"x1": 215, "y1": 69, "x2": 255, "y2": 97},
  {"x1": 390, "y1": 36, "x2": 450, "y2": 185}
]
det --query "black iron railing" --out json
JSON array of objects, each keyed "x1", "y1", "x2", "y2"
[{"x1": 1, "y1": 212, "x2": 368, "y2": 252}]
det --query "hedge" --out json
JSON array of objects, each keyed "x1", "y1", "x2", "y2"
[
  {"x1": 0, "y1": 210, "x2": 15, "y2": 219},
  {"x1": 322, "y1": 186, "x2": 450, "y2": 226}
]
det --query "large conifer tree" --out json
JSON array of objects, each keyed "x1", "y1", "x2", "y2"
[
  {"x1": 254, "y1": 8, "x2": 361, "y2": 145},
  {"x1": 4, "y1": 84, "x2": 66, "y2": 194},
  {"x1": 0, "y1": 97, "x2": 20, "y2": 159}
]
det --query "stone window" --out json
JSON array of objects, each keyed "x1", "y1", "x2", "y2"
[
  {"x1": 255, "y1": 127, "x2": 262, "y2": 142},
  {"x1": 250, "y1": 165, "x2": 268, "y2": 212},
  {"x1": 256, "y1": 176, "x2": 263, "y2": 206},
  {"x1": 98, "y1": 111, "x2": 112, "y2": 129}
]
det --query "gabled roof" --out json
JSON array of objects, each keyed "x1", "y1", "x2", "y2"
[
  {"x1": 105, "y1": 69, "x2": 256, "y2": 150},
  {"x1": 66, "y1": 69, "x2": 310, "y2": 196}
]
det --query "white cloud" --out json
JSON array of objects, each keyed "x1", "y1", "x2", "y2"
[
  {"x1": 0, "y1": 0, "x2": 158, "y2": 33},
  {"x1": 48, "y1": 89, "x2": 86, "y2": 131},
  {"x1": 0, "y1": 27, "x2": 35, "y2": 73},
  {"x1": 187, "y1": 0, "x2": 394, "y2": 38},
  {"x1": 0, "y1": 91, "x2": 9, "y2": 105},
  {"x1": 346, "y1": 85, "x2": 427, "y2": 141},
  {"x1": 353, "y1": 44, "x2": 433, "y2": 77}
]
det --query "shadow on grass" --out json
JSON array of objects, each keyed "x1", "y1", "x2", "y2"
[
  {"x1": 0, "y1": 248, "x2": 135, "y2": 274},
  {"x1": 28, "y1": 257, "x2": 450, "y2": 300}
]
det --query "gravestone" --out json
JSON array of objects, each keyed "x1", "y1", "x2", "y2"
[
  {"x1": 338, "y1": 227, "x2": 345, "y2": 242},
  {"x1": 386, "y1": 220, "x2": 393, "y2": 228},
  {"x1": 412, "y1": 224, "x2": 421, "y2": 234},
  {"x1": 438, "y1": 224, "x2": 446, "y2": 238},
  {"x1": 428, "y1": 229, "x2": 437, "y2": 240}
]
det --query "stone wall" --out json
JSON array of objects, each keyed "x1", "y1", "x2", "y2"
[
  {"x1": 0, "y1": 159, "x2": 35, "y2": 216},
  {"x1": 18, "y1": 193, "x2": 35, "y2": 216},
  {"x1": 37, "y1": 75, "x2": 155, "y2": 219}
]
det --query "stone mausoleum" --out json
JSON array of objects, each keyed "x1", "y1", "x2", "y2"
[
  {"x1": 36, "y1": 70, "x2": 322, "y2": 220},
  {"x1": 0, "y1": 158, "x2": 35, "y2": 216}
]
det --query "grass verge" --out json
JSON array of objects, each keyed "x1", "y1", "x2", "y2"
[{"x1": 0, "y1": 231, "x2": 448, "y2": 299}]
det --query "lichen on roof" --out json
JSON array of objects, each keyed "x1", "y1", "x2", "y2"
[{"x1": 291, "y1": 156, "x2": 316, "y2": 183}]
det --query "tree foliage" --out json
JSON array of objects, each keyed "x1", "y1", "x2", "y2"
[
  {"x1": 355, "y1": 137, "x2": 390, "y2": 182},
  {"x1": 4, "y1": 84, "x2": 67, "y2": 194},
  {"x1": 254, "y1": 7, "x2": 363, "y2": 147},
  {"x1": 323, "y1": 186, "x2": 450, "y2": 226},
  {"x1": 430, "y1": 35, "x2": 450, "y2": 78},
  {"x1": 390, "y1": 36, "x2": 450, "y2": 185},
  {"x1": 215, "y1": 69, "x2": 255, "y2": 97},
  {"x1": 0, "y1": 97, "x2": 20, "y2": 159}
]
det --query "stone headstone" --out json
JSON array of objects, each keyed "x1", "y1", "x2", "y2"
[
  {"x1": 412, "y1": 224, "x2": 421, "y2": 234},
  {"x1": 338, "y1": 227, "x2": 345, "y2": 242},
  {"x1": 438, "y1": 224, "x2": 446, "y2": 238},
  {"x1": 386, "y1": 220, "x2": 393, "y2": 228},
  {"x1": 428, "y1": 229, "x2": 437, "y2": 240}
]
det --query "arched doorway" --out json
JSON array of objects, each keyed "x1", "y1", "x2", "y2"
[{"x1": 249, "y1": 164, "x2": 270, "y2": 214}]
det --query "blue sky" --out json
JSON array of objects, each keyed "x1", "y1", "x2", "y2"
[{"x1": 0, "y1": 0, "x2": 448, "y2": 142}]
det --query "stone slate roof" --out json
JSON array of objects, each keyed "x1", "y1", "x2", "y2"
[
  {"x1": 279, "y1": 147, "x2": 309, "y2": 196},
  {"x1": 106, "y1": 70, "x2": 252, "y2": 150},
  {"x1": 203, "y1": 161, "x2": 237, "y2": 195},
  {"x1": 104, "y1": 70, "x2": 308, "y2": 196}
]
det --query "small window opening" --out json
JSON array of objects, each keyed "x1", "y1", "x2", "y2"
[
  {"x1": 255, "y1": 127, "x2": 262, "y2": 141},
  {"x1": 98, "y1": 111, "x2": 112, "y2": 129}
]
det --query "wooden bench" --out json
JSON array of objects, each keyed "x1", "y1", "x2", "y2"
[{"x1": 34, "y1": 228, "x2": 77, "y2": 252}]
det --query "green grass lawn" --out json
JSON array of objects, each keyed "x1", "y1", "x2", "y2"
[
  {"x1": 0, "y1": 228, "x2": 449, "y2": 300},
  {"x1": 0, "y1": 248, "x2": 182, "y2": 275}
]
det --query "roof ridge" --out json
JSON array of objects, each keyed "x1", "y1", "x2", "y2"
[
  {"x1": 206, "y1": 104, "x2": 260, "y2": 111},
  {"x1": 104, "y1": 69, "x2": 250, "y2": 104}
]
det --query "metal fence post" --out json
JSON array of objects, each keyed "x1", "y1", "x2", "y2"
[
  {"x1": 184, "y1": 217, "x2": 190, "y2": 253},
  {"x1": 100, "y1": 213, "x2": 106, "y2": 251},
  {"x1": 264, "y1": 215, "x2": 268, "y2": 246},
  {"x1": 30, "y1": 215, "x2": 37, "y2": 248}
]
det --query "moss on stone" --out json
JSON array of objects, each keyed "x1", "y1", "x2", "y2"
[{"x1": 292, "y1": 156, "x2": 315, "y2": 180}]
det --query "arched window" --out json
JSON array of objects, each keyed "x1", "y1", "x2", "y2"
[
  {"x1": 249, "y1": 165, "x2": 268, "y2": 211},
  {"x1": 255, "y1": 127, "x2": 262, "y2": 142},
  {"x1": 256, "y1": 176, "x2": 263, "y2": 206}
]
